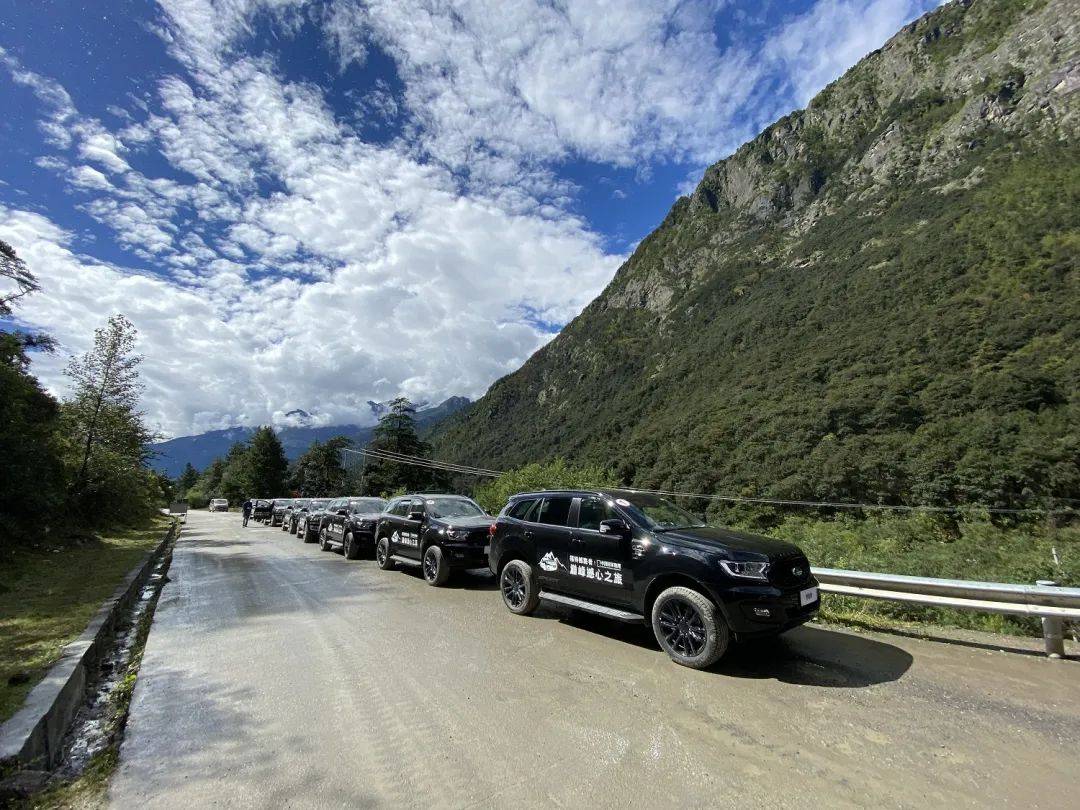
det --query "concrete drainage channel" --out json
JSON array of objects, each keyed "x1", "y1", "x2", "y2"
[{"x1": 0, "y1": 522, "x2": 178, "y2": 803}]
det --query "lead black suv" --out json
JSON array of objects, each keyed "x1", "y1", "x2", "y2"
[
  {"x1": 374, "y1": 494, "x2": 493, "y2": 586},
  {"x1": 488, "y1": 489, "x2": 819, "y2": 669},
  {"x1": 318, "y1": 497, "x2": 388, "y2": 558}
]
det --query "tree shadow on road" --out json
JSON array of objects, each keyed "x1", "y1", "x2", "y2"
[{"x1": 546, "y1": 609, "x2": 912, "y2": 687}]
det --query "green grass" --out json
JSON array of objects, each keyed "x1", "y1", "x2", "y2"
[{"x1": 0, "y1": 517, "x2": 171, "y2": 722}]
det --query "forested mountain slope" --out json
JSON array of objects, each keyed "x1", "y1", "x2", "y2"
[{"x1": 433, "y1": 0, "x2": 1079, "y2": 510}]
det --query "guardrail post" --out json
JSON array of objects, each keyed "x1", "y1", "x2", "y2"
[{"x1": 1037, "y1": 580, "x2": 1065, "y2": 659}]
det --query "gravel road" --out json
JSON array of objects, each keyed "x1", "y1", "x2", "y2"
[{"x1": 109, "y1": 511, "x2": 1079, "y2": 808}]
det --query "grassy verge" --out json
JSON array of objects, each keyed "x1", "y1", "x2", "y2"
[
  {"x1": 718, "y1": 510, "x2": 1079, "y2": 636},
  {"x1": 0, "y1": 516, "x2": 171, "y2": 722}
]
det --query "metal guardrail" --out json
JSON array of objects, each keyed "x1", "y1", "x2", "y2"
[{"x1": 811, "y1": 568, "x2": 1078, "y2": 658}]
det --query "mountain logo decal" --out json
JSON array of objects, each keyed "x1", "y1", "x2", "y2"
[{"x1": 539, "y1": 551, "x2": 559, "y2": 572}]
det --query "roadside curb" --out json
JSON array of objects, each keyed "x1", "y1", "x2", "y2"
[{"x1": 0, "y1": 520, "x2": 179, "y2": 771}]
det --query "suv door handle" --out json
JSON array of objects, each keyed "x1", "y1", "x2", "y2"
[{"x1": 523, "y1": 530, "x2": 533, "y2": 539}]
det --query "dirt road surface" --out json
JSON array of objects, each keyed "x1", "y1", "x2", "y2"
[{"x1": 109, "y1": 511, "x2": 1079, "y2": 808}]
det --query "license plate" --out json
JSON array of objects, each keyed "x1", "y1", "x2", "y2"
[{"x1": 799, "y1": 586, "x2": 819, "y2": 607}]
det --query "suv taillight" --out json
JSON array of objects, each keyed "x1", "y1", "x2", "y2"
[{"x1": 488, "y1": 522, "x2": 497, "y2": 537}]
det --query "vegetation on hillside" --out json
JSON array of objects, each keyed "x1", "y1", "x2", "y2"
[{"x1": 433, "y1": 0, "x2": 1079, "y2": 524}]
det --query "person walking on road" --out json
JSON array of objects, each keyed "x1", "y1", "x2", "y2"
[{"x1": 242, "y1": 499, "x2": 252, "y2": 527}]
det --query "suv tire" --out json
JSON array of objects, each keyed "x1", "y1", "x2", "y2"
[
  {"x1": 302, "y1": 524, "x2": 316, "y2": 543},
  {"x1": 499, "y1": 559, "x2": 539, "y2": 615},
  {"x1": 319, "y1": 528, "x2": 332, "y2": 551},
  {"x1": 650, "y1": 586, "x2": 729, "y2": 669},
  {"x1": 422, "y1": 545, "x2": 450, "y2": 586},
  {"x1": 376, "y1": 536, "x2": 394, "y2": 570},
  {"x1": 343, "y1": 532, "x2": 361, "y2": 560}
]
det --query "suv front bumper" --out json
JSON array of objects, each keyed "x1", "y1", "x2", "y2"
[
  {"x1": 441, "y1": 540, "x2": 489, "y2": 569},
  {"x1": 705, "y1": 580, "x2": 820, "y2": 638}
]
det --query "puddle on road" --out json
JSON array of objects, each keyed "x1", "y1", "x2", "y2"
[{"x1": 50, "y1": 543, "x2": 175, "y2": 781}]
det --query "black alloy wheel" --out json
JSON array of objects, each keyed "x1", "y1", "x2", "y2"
[
  {"x1": 376, "y1": 536, "x2": 394, "y2": 570},
  {"x1": 422, "y1": 545, "x2": 449, "y2": 586},
  {"x1": 501, "y1": 565, "x2": 526, "y2": 607},
  {"x1": 650, "y1": 586, "x2": 728, "y2": 669},
  {"x1": 499, "y1": 559, "x2": 539, "y2": 615},
  {"x1": 657, "y1": 599, "x2": 707, "y2": 658},
  {"x1": 343, "y1": 532, "x2": 360, "y2": 560}
]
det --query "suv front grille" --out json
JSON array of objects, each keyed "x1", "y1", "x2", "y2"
[{"x1": 770, "y1": 553, "x2": 812, "y2": 587}]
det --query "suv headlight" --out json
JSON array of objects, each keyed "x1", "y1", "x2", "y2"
[
  {"x1": 447, "y1": 529, "x2": 469, "y2": 540},
  {"x1": 720, "y1": 560, "x2": 770, "y2": 580}
]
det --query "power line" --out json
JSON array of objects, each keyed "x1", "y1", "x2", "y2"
[
  {"x1": 342, "y1": 447, "x2": 501, "y2": 477},
  {"x1": 341, "y1": 447, "x2": 1075, "y2": 516}
]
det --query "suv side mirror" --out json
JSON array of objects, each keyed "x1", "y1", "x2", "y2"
[
  {"x1": 408, "y1": 508, "x2": 425, "y2": 521},
  {"x1": 336, "y1": 508, "x2": 348, "y2": 516},
  {"x1": 598, "y1": 519, "x2": 630, "y2": 538}
]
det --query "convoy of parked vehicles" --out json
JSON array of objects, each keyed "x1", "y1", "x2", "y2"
[{"x1": 231, "y1": 487, "x2": 820, "y2": 669}]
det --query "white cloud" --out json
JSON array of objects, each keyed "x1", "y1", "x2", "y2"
[
  {"x1": 1, "y1": 0, "x2": 944, "y2": 440},
  {"x1": 764, "y1": 0, "x2": 943, "y2": 105}
]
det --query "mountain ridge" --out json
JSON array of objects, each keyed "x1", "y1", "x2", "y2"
[{"x1": 151, "y1": 396, "x2": 470, "y2": 477}]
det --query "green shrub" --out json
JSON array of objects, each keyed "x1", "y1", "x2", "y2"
[{"x1": 473, "y1": 458, "x2": 619, "y2": 514}]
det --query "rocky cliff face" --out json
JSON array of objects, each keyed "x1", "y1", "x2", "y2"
[{"x1": 433, "y1": 0, "x2": 1079, "y2": 510}]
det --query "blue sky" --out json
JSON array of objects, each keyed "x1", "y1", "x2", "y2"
[{"x1": 0, "y1": 0, "x2": 938, "y2": 438}]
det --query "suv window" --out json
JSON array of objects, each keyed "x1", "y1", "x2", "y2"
[
  {"x1": 390, "y1": 499, "x2": 410, "y2": 517},
  {"x1": 350, "y1": 498, "x2": 385, "y2": 514},
  {"x1": 578, "y1": 496, "x2": 615, "y2": 531},
  {"x1": 535, "y1": 497, "x2": 572, "y2": 526},
  {"x1": 507, "y1": 499, "x2": 535, "y2": 520}
]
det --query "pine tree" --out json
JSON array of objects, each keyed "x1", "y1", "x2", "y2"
[
  {"x1": 292, "y1": 436, "x2": 352, "y2": 496},
  {"x1": 245, "y1": 426, "x2": 288, "y2": 498},
  {"x1": 219, "y1": 441, "x2": 254, "y2": 503},
  {"x1": 363, "y1": 398, "x2": 444, "y2": 495},
  {"x1": 176, "y1": 462, "x2": 199, "y2": 496}
]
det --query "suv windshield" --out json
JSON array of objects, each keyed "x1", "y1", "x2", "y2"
[
  {"x1": 351, "y1": 498, "x2": 386, "y2": 513},
  {"x1": 614, "y1": 492, "x2": 706, "y2": 531},
  {"x1": 427, "y1": 497, "x2": 485, "y2": 519},
  {"x1": 308, "y1": 499, "x2": 331, "y2": 509}
]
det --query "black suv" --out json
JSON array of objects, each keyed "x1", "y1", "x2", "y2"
[
  {"x1": 269, "y1": 498, "x2": 294, "y2": 527},
  {"x1": 374, "y1": 494, "x2": 493, "y2": 586},
  {"x1": 488, "y1": 489, "x2": 819, "y2": 669},
  {"x1": 287, "y1": 498, "x2": 323, "y2": 535},
  {"x1": 298, "y1": 498, "x2": 334, "y2": 542},
  {"x1": 280, "y1": 498, "x2": 310, "y2": 531},
  {"x1": 317, "y1": 497, "x2": 388, "y2": 558}
]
